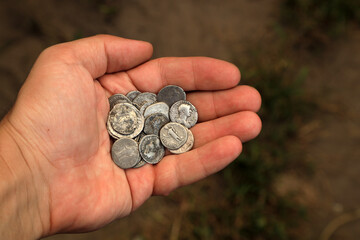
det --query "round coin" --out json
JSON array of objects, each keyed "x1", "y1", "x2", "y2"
[
  {"x1": 157, "y1": 85, "x2": 186, "y2": 107},
  {"x1": 139, "y1": 135, "x2": 165, "y2": 164},
  {"x1": 169, "y1": 100, "x2": 198, "y2": 128},
  {"x1": 144, "y1": 102, "x2": 170, "y2": 119},
  {"x1": 109, "y1": 94, "x2": 132, "y2": 110},
  {"x1": 108, "y1": 103, "x2": 144, "y2": 139},
  {"x1": 126, "y1": 90, "x2": 141, "y2": 102},
  {"x1": 133, "y1": 92, "x2": 157, "y2": 109},
  {"x1": 170, "y1": 128, "x2": 194, "y2": 154},
  {"x1": 111, "y1": 138, "x2": 141, "y2": 169},
  {"x1": 159, "y1": 122, "x2": 188, "y2": 150},
  {"x1": 144, "y1": 113, "x2": 169, "y2": 135}
]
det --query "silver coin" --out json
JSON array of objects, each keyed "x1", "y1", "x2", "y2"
[
  {"x1": 170, "y1": 128, "x2": 194, "y2": 154},
  {"x1": 169, "y1": 100, "x2": 198, "y2": 129},
  {"x1": 111, "y1": 138, "x2": 141, "y2": 169},
  {"x1": 159, "y1": 122, "x2": 188, "y2": 150},
  {"x1": 143, "y1": 102, "x2": 170, "y2": 119},
  {"x1": 107, "y1": 119, "x2": 120, "y2": 140},
  {"x1": 139, "y1": 101, "x2": 154, "y2": 116},
  {"x1": 108, "y1": 103, "x2": 144, "y2": 139},
  {"x1": 139, "y1": 135, "x2": 165, "y2": 164},
  {"x1": 109, "y1": 94, "x2": 132, "y2": 110},
  {"x1": 144, "y1": 113, "x2": 170, "y2": 135},
  {"x1": 126, "y1": 90, "x2": 141, "y2": 102},
  {"x1": 157, "y1": 85, "x2": 186, "y2": 107},
  {"x1": 133, "y1": 92, "x2": 157, "y2": 109}
]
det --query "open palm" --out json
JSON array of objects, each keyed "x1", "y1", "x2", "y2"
[{"x1": 7, "y1": 35, "x2": 261, "y2": 236}]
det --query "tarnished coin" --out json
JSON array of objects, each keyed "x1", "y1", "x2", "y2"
[
  {"x1": 170, "y1": 128, "x2": 194, "y2": 154},
  {"x1": 157, "y1": 85, "x2": 186, "y2": 107},
  {"x1": 133, "y1": 159, "x2": 147, "y2": 168},
  {"x1": 108, "y1": 103, "x2": 144, "y2": 139},
  {"x1": 139, "y1": 101, "x2": 153, "y2": 116},
  {"x1": 109, "y1": 94, "x2": 132, "y2": 110},
  {"x1": 144, "y1": 113, "x2": 170, "y2": 135},
  {"x1": 160, "y1": 122, "x2": 188, "y2": 150},
  {"x1": 107, "y1": 120, "x2": 121, "y2": 140},
  {"x1": 144, "y1": 102, "x2": 170, "y2": 119},
  {"x1": 139, "y1": 135, "x2": 165, "y2": 164},
  {"x1": 111, "y1": 138, "x2": 141, "y2": 169},
  {"x1": 126, "y1": 90, "x2": 141, "y2": 102},
  {"x1": 133, "y1": 92, "x2": 157, "y2": 109},
  {"x1": 169, "y1": 100, "x2": 198, "y2": 128}
]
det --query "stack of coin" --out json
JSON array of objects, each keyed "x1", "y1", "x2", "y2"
[{"x1": 107, "y1": 85, "x2": 198, "y2": 169}]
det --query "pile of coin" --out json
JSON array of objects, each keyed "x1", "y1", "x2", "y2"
[{"x1": 107, "y1": 85, "x2": 198, "y2": 169}]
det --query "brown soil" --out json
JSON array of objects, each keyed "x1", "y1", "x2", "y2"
[{"x1": 1, "y1": 1, "x2": 359, "y2": 239}]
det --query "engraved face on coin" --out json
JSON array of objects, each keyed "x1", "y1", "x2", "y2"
[
  {"x1": 159, "y1": 122, "x2": 188, "y2": 150},
  {"x1": 157, "y1": 85, "x2": 186, "y2": 107},
  {"x1": 126, "y1": 90, "x2": 141, "y2": 102},
  {"x1": 144, "y1": 113, "x2": 169, "y2": 135},
  {"x1": 170, "y1": 128, "x2": 194, "y2": 154},
  {"x1": 139, "y1": 135, "x2": 165, "y2": 164},
  {"x1": 111, "y1": 138, "x2": 141, "y2": 169},
  {"x1": 109, "y1": 94, "x2": 132, "y2": 110},
  {"x1": 133, "y1": 92, "x2": 157, "y2": 109},
  {"x1": 144, "y1": 102, "x2": 170, "y2": 119},
  {"x1": 169, "y1": 100, "x2": 198, "y2": 128},
  {"x1": 108, "y1": 103, "x2": 144, "y2": 139}
]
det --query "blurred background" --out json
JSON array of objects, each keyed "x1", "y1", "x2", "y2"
[{"x1": 1, "y1": 0, "x2": 359, "y2": 239}]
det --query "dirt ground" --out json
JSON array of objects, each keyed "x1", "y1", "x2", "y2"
[{"x1": 1, "y1": 0, "x2": 359, "y2": 239}]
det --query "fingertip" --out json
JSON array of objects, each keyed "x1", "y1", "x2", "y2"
[
  {"x1": 225, "y1": 135, "x2": 243, "y2": 157},
  {"x1": 238, "y1": 85, "x2": 262, "y2": 112},
  {"x1": 229, "y1": 63, "x2": 241, "y2": 86},
  {"x1": 205, "y1": 59, "x2": 241, "y2": 89},
  {"x1": 240, "y1": 111, "x2": 262, "y2": 142}
]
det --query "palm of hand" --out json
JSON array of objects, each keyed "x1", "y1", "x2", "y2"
[{"x1": 7, "y1": 36, "x2": 261, "y2": 235}]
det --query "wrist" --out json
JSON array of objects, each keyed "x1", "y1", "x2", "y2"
[{"x1": 0, "y1": 115, "x2": 50, "y2": 239}]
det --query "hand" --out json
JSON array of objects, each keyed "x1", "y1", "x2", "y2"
[{"x1": 0, "y1": 35, "x2": 261, "y2": 238}]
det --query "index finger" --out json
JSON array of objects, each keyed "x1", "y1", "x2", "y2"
[{"x1": 126, "y1": 57, "x2": 241, "y2": 92}]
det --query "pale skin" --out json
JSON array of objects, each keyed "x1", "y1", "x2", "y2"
[{"x1": 0, "y1": 35, "x2": 262, "y2": 239}]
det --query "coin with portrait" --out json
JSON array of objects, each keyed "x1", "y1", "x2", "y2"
[
  {"x1": 169, "y1": 100, "x2": 198, "y2": 128},
  {"x1": 139, "y1": 135, "x2": 165, "y2": 164},
  {"x1": 108, "y1": 103, "x2": 144, "y2": 139}
]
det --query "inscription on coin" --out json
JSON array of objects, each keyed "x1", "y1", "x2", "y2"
[
  {"x1": 139, "y1": 135, "x2": 165, "y2": 164},
  {"x1": 169, "y1": 100, "x2": 198, "y2": 128},
  {"x1": 159, "y1": 122, "x2": 188, "y2": 150},
  {"x1": 111, "y1": 138, "x2": 140, "y2": 169},
  {"x1": 144, "y1": 113, "x2": 169, "y2": 135},
  {"x1": 157, "y1": 85, "x2": 186, "y2": 107}
]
